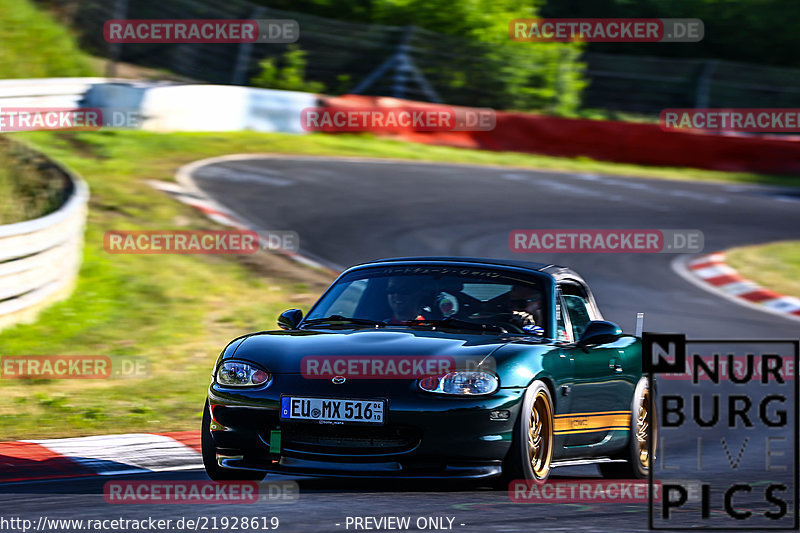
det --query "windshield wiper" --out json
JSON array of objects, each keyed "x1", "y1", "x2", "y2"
[
  {"x1": 402, "y1": 317, "x2": 506, "y2": 334},
  {"x1": 301, "y1": 315, "x2": 386, "y2": 328}
]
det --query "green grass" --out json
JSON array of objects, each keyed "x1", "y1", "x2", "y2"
[
  {"x1": 18, "y1": 129, "x2": 800, "y2": 188},
  {"x1": 0, "y1": 0, "x2": 96, "y2": 222},
  {"x1": 0, "y1": 130, "x2": 337, "y2": 440},
  {"x1": 0, "y1": 128, "x2": 796, "y2": 440},
  {"x1": 0, "y1": 139, "x2": 71, "y2": 223},
  {"x1": 0, "y1": 0, "x2": 96, "y2": 78},
  {"x1": 726, "y1": 241, "x2": 800, "y2": 299}
]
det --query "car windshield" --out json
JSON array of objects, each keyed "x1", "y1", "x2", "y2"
[{"x1": 303, "y1": 265, "x2": 548, "y2": 335}]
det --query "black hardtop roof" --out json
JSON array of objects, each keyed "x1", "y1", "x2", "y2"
[{"x1": 352, "y1": 256, "x2": 583, "y2": 281}]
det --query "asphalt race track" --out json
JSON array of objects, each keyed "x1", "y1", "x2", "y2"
[
  {"x1": 5, "y1": 157, "x2": 800, "y2": 532},
  {"x1": 191, "y1": 156, "x2": 800, "y2": 337}
]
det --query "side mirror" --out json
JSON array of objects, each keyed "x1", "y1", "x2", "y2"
[
  {"x1": 278, "y1": 309, "x2": 303, "y2": 330},
  {"x1": 577, "y1": 320, "x2": 622, "y2": 349}
]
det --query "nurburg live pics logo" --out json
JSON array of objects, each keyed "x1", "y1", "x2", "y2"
[{"x1": 644, "y1": 333, "x2": 799, "y2": 530}]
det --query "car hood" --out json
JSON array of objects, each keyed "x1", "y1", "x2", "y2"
[{"x1": 226, "y1": 328, "x2": 518, "y2": 374}]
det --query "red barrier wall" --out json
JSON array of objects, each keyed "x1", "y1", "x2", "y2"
[{"x1": 319, "y1": 95, "x2": 800, "y2": 175}]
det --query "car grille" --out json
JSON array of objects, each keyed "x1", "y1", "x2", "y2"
[{"x1": 281, "y1": 424, "x2": 421, "y2": 456}]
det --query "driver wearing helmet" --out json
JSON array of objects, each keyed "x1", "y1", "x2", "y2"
[{"x1": 508, "y1": 284, "x2": 544, "y2": 333}]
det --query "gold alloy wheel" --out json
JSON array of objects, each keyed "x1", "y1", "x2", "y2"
[
  {"x1": 528, "y1": 389, "x2": 553, "y2": 478},
  {"x1": 636, "y1": 386, "x2": 650, "y2": 468}
]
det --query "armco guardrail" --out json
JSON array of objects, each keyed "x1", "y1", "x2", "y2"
[
  {"x1": 0, "y1": 148, "x2": 89, "y2": 331},
  {"x1": 0, "y1": 77, "x2": 111, "y2": 108}
]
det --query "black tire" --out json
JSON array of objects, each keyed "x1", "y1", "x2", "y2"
[
  {"x1": 599, "y1": 377, "x2": 655, "y2": 479},
  {"x1": 499, "y1": 381, "x2": 554, "y2": 486},
  {"x1": 201, "y1": 400, "x2": 266, "y2": 481}
]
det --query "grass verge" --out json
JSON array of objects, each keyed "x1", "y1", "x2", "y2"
[
  {"x1": 0, "y1": 128, "x2": 795, "y2": 440},
  {"x1": 725, "y1": 241, "x2": 800, "y2": 299},
  {"x1": 0, "y1": 0, "x2": 95, "y2": 78},
  {"x1": 0, "y1": 130, "x2": 338, "y2": 440},
  {"x1": 0, "y1": 139, "x2": 70, "y2": 224}
]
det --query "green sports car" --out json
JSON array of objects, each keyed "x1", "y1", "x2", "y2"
[{"x1": 202, "y1": 257, "x2": 654, "y2": 483}]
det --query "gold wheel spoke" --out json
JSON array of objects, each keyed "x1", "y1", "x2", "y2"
[
  {"x1": 636, "y1": 387, "x2": 650, "y2": 468},
  {"x1": 528, "y1": 392, "x2": 552, "y2": 478}
]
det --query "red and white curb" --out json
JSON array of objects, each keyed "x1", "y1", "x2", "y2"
[
  {"x1": 676, "y1": 252, "x2": 800, "y2": 322},
  {"x1": 148, "y1": 179, "x2": 248, "y2": 230},
  {"x1": 0, "y1": 431, "x2": 201, "y2": 482},
  {"x1": 148, "y1": 155, "x2": 341, "y2": 274}
]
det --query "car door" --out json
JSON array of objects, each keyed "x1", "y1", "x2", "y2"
[{"x1": 557, "y1": 281, "x2": 629, "y2": 447}]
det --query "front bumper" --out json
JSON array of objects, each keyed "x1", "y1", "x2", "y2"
[
  {"x1": 208, "y1": 377, "x2": 525, "y2": 478},
  {"x1": 219, "y1": 455, "x2": 503, "y2": 479}
]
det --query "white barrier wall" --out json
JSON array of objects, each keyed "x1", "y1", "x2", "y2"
[
  {"x1": 0, "y1": 78, "x2": 316, "y2": 134},
  {"x1": 139, "y1": 84, "x2": 316, "y2": 133},
  {"x1": 0, "y1": 78, "x2": 310, "y2": 329},
  {"x1": 0, "y1": 167, "x2": 89, "y2": 331},
  {"x1": 0, "y1": 77, "x2": 112, "y2": 108}
]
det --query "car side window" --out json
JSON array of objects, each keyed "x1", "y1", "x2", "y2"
[
  {"x1": 325, "y1": 279, "x2": 367, "y2": 316},
  {"x1": 559, "y1": 281, "x2": 594, "y2": 340},
  {"x1": 563, "y1": 295, "x2": 591, "y2": 340},
  {"x1": 555, "y1": 293, "x2": 571, "y2": 342}
]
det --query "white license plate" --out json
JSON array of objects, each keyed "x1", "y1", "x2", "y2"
[{"x1": 280, "y1": 397, "x2": 385, "y2": 425}]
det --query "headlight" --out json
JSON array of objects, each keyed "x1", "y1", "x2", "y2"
[
  {"x1": 419, "y1": 371, "x2": 499, "y2": 395},
  {"x1": 216, "y1": 361, "x2": 270, "y2": 387}
]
